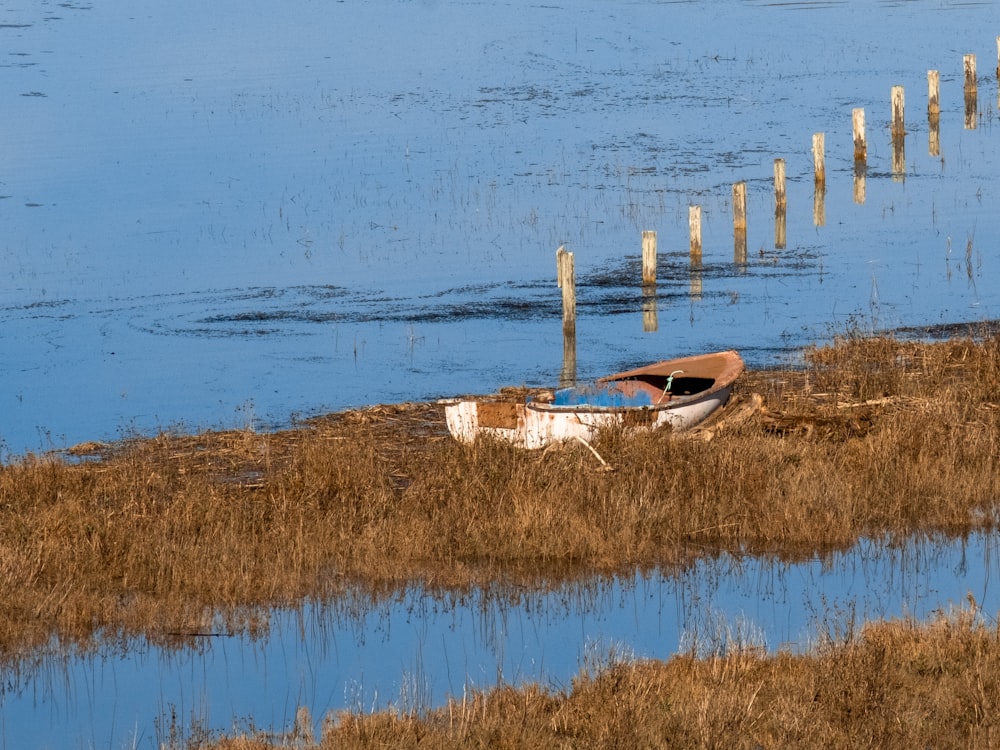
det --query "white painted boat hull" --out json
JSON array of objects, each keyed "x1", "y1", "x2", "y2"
[
  {"x1": 444, "y1": 351, "x2": 743, "y2": 449},
  {"x1": 444, "y1": 386, "x2": 733, "y2": 449}
]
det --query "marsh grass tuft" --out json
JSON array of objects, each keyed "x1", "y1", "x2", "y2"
[{"x1": 2, "y1": 334, "x2": 1000, "y2": 664}]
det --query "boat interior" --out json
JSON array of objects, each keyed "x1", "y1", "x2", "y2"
[{"x1": 616, "y1": 374, "x2": 716, "y2": 397}]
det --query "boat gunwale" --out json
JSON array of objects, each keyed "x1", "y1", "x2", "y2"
[
  {"x1": 525, "y1": 350, "x2": 743, "y2": 416},
  {"x1": 599, "y1": 349, "x2": 744, "y2": 384}
]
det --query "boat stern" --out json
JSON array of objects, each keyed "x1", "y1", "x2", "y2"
[{"x1": 443, "y1": 399, "x2": 529, "y2": 446}]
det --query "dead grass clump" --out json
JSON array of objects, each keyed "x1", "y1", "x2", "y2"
[{"x1": 805, "y1": 329, "x2": 1000, "y2": 404}]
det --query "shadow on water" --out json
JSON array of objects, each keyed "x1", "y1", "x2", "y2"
[
  {"x1": 2, "y1": 532, "x2": 998, "y2": 746},
  {"x1": 135, "y1": 245, "x2": 826, "y2": 333}
]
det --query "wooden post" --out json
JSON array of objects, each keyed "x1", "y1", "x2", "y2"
[
  {"x1": 640, "y1": 231, "x2": 657, "y2": 331},
  {"x1": 964, "y1": 54, "x2": 978, "y2": 129},
  {"x1": 928, "y1": 70, "x2": 941, "y2": 157},
  {"x1": 556, "y1": 246, "x2": 576, "y2": 334},
  {"x1": 557, "y1": 249, "x2": 576, "y2": 385},
  {"x1": 891, "y1": 85, "x2": 905, "y2": 138},
  {"x1": 773, "y1": 158, "x2": 786, "y2": 250},
  {"x1": 561, "y1": 328, "x2": 577, "y2": 388},
  {"x1": 641, "y1": 230, "x2": 657, "y2": 286},
  {"x1": 813, "y1": 180, "x2": 826, "y2": 227},
  {"x1": 965, "y1": 53, "x2": 978, "y2": 91},
  {"x1": 996, "y1": 36, "x2": 1000, "y2": 79},
  {"x1": 891, "y1": 86, "x2": 905, "y2": 179},
  {"x1": 689, "y1": 205, "x2": 702, "y2": 261},
  {"x1": 732, "y1": 181, "x2": 747, "y2": 265},
  {"x1": 892, "y1": 136, "x2": 906, "y2": 180},
  {"x1": 847, "y1": 109, "x2": 865, "y2": 205},
  {"x1": 852, "y1": 109, "x2": 866, "y2": 204},
  {"x1": 927, "y1": 70, "x2": 940, "y2": 115},
  {"x1": 812, "y1": 133, "x2": 825, "y2": 226},
  {"x1": 812, "y1": 132, "x2": 825, "y2": 185},
  {"x1": 773, "y1": 158, "x2": 786, "y2": 207},
  {"x1": 852, "y1": 108, "x2": 867, "y2": 163}
]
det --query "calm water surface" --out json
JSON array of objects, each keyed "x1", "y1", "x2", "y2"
[
  {"x1": 4, "y1": 533, "x2": 999, "y2": 748},
  {"x1": 0, "y1": 0, "x2": 997, "y2": 455},
  {"x1": 2, "y1": 0, "x2": 1000, "y2": 745}
]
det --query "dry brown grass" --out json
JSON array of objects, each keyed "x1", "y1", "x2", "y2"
[
  {"x1": 203, "y1": 606, "x2": 1000, "y2": 749},
  {"x1": 2, "y1": 333, "x2": 1000, "y2": 664}
]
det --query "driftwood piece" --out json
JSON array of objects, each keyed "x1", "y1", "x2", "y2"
[{"x1": 685, "y1": 392, "x2": 764, "y2": 441}]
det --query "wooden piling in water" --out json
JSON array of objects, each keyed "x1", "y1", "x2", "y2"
[
  {"x1": 965, "y1": 53, "x2": 978, "y2": 91},
  {"x1": 561, "y1": 329, "x2": 577, "y2": 387},
  {"x1": 732, "y1": 181, "x2": 747, "y2": 264},
  {"x1": 996, "y1": 37, "x2": 1000, "y2": 111},
  {"x1": 929, "y1": 112, "x2": 941, "y2": 157},
  {"x1": 891, "y1": 86, "x2": 906, "y2": 179},
  {"x1": 773, "y1": 158, "x2": 786, "y2": 207},
  {"x1": 996, "y1": 37, "x2": 1000, "y2": 110},
  {"x1": 852, "y1": 108, "x2": 867, "y2": 163},
  {"x1": 556, "y1": 249, "x2": 576, "y2": 384},
  {"x1": 927, "y1": 70, "x2": 940, "y2": 115},
  {"x1": 556, "y1": 245, "x2": 576, "y2": 334},
  {"x1": 773, "y1": 158, "x2": 786, "y2": 250},
  {"x1": 641, "y1": 230, "x2": 656, "y2": 286},
  {"x1": 811, "y1": 134, "x2": 825, "y2": 226},
  {"x1": 689, "y1": 205, "x2": 702, "y2": 261},
  {"x1": 641, "y1": 231, "x2": 657, "y2": 331},
  {"x1": 812, "y1": 132, "x2": 825, "y2": 185},
  {"x1": 927, "y1": 71, "x2": 941, "y2": 157},
  {"x1": 892, "y1": 142, "x2": 906, "y2": 179},
  {"x1": 891, "y1": 85, "x2": 905, "y2": 138},
  {"x1": 851, "y1": 109, "x2": 866, "y2": 205},
  {"x1": 964, "y1": 54, "x2": 978, "y2": 129}
]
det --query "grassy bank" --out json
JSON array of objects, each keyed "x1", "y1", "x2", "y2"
[
  {"x1": 202, "y1": 606, "x2": 1000, "y2": 749},
  {"x1": 2, "y1": 333, "x2": 1000, "y2": 660}
]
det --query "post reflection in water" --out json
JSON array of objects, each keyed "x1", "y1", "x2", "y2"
[
  {"x1": 2, "y1": 533, "x2": 999, "y2": 747},
  {"x1": 689, "y1": 256, "x2": 704, "y2": 301},
  {"x1": 642, "y1": 285, "x2": 658, "y2": 332}
]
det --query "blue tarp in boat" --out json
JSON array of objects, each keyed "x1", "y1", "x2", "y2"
[{"x1": 550, "y1": 384, "x2": 654, "y2": 407}]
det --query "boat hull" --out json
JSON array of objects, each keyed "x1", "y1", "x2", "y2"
[{"x1": 444, "y1": 350, "x2": 743, "y2": 448}]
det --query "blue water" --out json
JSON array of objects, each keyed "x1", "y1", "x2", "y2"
[
  {"x1": 2, "y1": 0, "x2": 1000, "y2": 745},
  {"x1": 3, "y1": 533, "x2": 997, "y2": 748},
  {"x1": 0, "y1": 0, "x2": 997, "y2": 457}
]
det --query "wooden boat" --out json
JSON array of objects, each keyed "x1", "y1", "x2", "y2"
[{"x1": 443, "y1": 350, "x2": 744, "y2": 449}]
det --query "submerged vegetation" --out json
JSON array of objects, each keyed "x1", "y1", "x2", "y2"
[{"x1": 3, "y1": 333, "x2": 1000, "y2": 662}]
